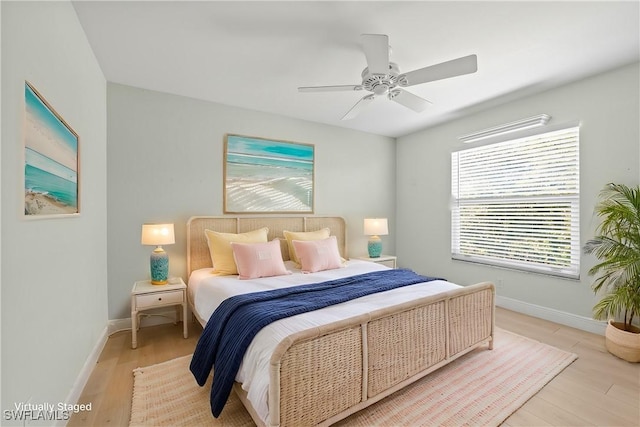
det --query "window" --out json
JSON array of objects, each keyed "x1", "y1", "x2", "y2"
[{"x1": 451, "y1": 126, "x2": 580, "y2": 278}]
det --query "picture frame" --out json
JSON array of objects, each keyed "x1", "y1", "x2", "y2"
[
  {"x1": 23, "y1": 81, "x2": 79, "y2": 218},
  {"x1": 224, "y1": 134, "x2": 314, "y2": 213}
]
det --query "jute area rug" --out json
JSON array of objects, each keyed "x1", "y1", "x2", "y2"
[{"x1": 130, "y1": 328, "x2": 577, "y2": 427}]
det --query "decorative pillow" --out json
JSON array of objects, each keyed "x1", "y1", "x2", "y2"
[
  {"x1": 231, "y1": 240, "x2": 290, "y2": 280},
  {"x1": 292, "y1": 236, "x2": 344, "y2": 273},
  {"x1": 283, "y1": 228, "x2": 330, "y2": 265},
  {"x1": 272, "y1": 237, "x2": 290, "y2": 261},
  {"x1": 204, "y1": 227, "x2": 269, "y2": 276}
]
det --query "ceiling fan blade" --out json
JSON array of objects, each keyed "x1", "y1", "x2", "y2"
[
  {"x1": 362, "y1": 34, "x2": 389, "y2": 75},
  {"x1": 298, "y1": 85, "x2": 363, "y2": 93},
  {"x1": 341, "y1": 94, "x2": 376, "y2": 120},
  {"x1": 402, "y1": 54, "x2": 478, "y2": 87},
  {"x1": 389, "y1": 89, "x2": 431, "y2": 113}
]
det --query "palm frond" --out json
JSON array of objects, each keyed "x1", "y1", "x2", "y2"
[{"x1": 585, "y1": 183, "x2": 640, "y2": 328}]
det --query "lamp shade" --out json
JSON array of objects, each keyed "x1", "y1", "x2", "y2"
[
  {"x1": 363, "y1": 218, "x2": 388, "y2": 236},
  {"x1": 141, "y1": 223, "x2": 175, "y2": 246}
]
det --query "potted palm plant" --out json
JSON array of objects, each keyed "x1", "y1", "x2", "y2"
[{"x1": 584, "y1": 183, "x2": 640, "y2": 362}]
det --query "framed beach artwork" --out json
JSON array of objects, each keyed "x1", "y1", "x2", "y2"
[
  {"x1": 23, "y1": 81, "x2": 79, "y2": 217},
  {"x1": 224, "y1": 134, "x2": 314, "y2": 213}
]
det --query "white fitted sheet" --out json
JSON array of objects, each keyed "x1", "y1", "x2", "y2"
[{"x1": 188, "y1": 260, "x2": 460, "y2": 424}]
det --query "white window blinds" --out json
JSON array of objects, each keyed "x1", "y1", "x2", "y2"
[{"x1": 451, "y1": 126, "x2": 580, "y2": 278}]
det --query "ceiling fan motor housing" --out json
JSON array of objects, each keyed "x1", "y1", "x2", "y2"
[{"x1": 361, "y1": 62, "x2": 408, "y2": 95}]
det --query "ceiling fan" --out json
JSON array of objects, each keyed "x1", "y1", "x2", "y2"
[{"x1": 298, "y1": 34, "x2": 478, "y2": 120}]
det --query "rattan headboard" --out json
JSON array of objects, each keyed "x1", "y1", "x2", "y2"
[{"x1": 186, "y1": 216, "x2": 347, "y2": 276}]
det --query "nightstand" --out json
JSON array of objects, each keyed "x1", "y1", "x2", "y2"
[
  {"x1": 354, "y1": 254, "x2": 397, "y2": 269},
  {"x1": 131, "y1": 277, "x2": 188, "y2": 349}
]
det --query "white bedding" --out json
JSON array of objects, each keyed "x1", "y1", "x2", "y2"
[{"x1": 188, "y1": 260, "x2": 460, "y2": 424}]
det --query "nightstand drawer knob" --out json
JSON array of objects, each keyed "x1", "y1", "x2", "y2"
[{"x1": 158, "y1": 297, "x2": 162, "y2": 301}]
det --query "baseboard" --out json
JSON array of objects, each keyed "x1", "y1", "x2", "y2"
[
  {"x1": 108, "y1": 307, "x2": 181, "y2": 335},
  {"x1": 496, "y1": 295, "x2": 607, "y2": 335},
  {"x1": 59, "y1": 326, "x2": 108, "y2": 426}
]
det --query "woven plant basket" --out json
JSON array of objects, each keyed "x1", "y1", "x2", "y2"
[{"x1": 605, "y1": 320, "x2": 640, "y2": 363}]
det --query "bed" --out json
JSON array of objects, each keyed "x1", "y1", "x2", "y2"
[{"x1": 186, "y1": 215, "x2": 495, "y2": 427}]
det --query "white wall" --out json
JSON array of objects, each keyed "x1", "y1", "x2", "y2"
[
  {"x1": 396, "y1": 63, "x2": 640, "y2": 328},
  {"x1": 107, "y1": 83, "x2": 396, "y2": 320},
  {"x1": 1, "y1": 1, "x2": 108, "y2": 422}
]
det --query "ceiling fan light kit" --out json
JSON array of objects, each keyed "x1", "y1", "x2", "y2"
[{"x1": 298, "y1": 33, "x2": 478, "y2": 120}]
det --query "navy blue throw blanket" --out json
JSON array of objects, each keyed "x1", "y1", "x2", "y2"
[{"x1": 190, "y1": 268, "x2": 440, "y2": 417}]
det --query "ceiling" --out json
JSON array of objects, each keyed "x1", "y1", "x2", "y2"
[{"x1": 72, "y1": 1, "x2": 640, "y2": 138}]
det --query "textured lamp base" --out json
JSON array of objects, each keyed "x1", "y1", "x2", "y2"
[
  {"x1": 150, "y1": 247, "x2": 169, "y2": 285},
  {"x1": 368, "y1": 236, "x2": 382, "y2": 258}
]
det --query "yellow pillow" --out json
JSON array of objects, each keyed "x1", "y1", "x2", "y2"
[
  {"x1": 204, "y1": 227, "x2": 269, "y2": 275},
  {"x1": 283, "y1": 228, "x2": 330, "y2": 265}
]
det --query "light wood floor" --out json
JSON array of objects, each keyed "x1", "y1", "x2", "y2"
[{"x1": 68, "y1": 308, "x2": 640, "y2": 426}]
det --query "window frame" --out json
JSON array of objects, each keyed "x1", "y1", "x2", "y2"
[{"x1": 451, "y1": 123, "x2": 580, "y2": 279}]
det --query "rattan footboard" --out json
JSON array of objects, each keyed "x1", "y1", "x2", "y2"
[{"x1": 235, "y1": 281, "x2": 495, "y2": 427}]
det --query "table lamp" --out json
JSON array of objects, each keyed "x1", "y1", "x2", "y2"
[
  {"x1": 141, "y1": 223, "x2": 175, "y2": 285},
  {"x1": 364, "y1": 218, "x2": 388, "y2": 258}
]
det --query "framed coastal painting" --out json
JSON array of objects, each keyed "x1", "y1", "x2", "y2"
[
  {"x1": 224, "y1": 134, "x2": 314, "y2": 213},
  {"x1": 24, "y1": 81, "x2": 79, "y2": 217}
]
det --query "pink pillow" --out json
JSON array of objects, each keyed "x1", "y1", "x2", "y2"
[
  {"x1": 230, "y1": 240, "x2": 290, "y2": 280},
  {"x1": 292, "y1": 236, "x2": 344, "y2": 273}
]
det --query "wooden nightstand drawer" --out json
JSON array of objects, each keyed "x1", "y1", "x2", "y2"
[{"x1": 136, "y1": 290, "x2": 183, "y2": 309}]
